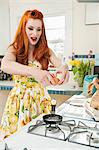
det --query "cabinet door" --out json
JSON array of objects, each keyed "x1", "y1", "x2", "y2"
[{"x1": 85, "y1": 4, "x2": 99, "y2": 25}]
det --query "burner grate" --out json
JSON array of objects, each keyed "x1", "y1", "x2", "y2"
[
  {"x1": 68, "y1": 121, "x2": 99, "y2": 148},
  {"x1": 27, "y1": 118, "x2": 99, "y2": 148},
  {"x1": 45, "y1": 124, "x2": 66, "y2": 140},
  {"x1": 27, "y1": 119, "x2": 76, "y2": 141}
]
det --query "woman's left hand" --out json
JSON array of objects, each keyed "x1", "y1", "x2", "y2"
[{"x1": 56, "y1": 65, "x2": 70, "y2": 85}]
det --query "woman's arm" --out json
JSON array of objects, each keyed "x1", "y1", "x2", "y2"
[
  {"x1": 1, "y1": 46, "x2": 51, "y2": 83},
  {"x1": 50, "y1": 49, "x2": 68, "y2": 69},
  {"x1": 49, "y1": 49, "x2": 62, "y2": 68},
  {"x1": 49, "y1": 49, "x2": 69, "y2": 84},
  {"x1": 1, "y1": 46, "x2": 40, "y2": 76},
  {"x1": 1, "y1": 46, "x2": 33, "y2": 76}
]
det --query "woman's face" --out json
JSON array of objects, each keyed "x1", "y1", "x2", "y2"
[{"x1": 26, "y1": 18, "x2": 42, "y2": 46}]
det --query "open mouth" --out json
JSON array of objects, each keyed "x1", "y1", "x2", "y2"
[{"x1": 31, "y1": 37, "x2": 37, "y2": 42}]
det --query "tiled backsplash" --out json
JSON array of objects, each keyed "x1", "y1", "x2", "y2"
[
  {"x1": 95, "y1": 53, "x2": 99, "y2": 66},
  {"x1": 74, "y1": 54, "x2": 95, "y2": 58}
]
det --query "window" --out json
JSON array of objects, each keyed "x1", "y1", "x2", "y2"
[{"x1": 44, "y1": 16, "x2": 65, "y2": 60}]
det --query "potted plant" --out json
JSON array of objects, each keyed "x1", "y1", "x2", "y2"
[{"x1": 69, "y1": 55, "x2": 95, "y2": 87}]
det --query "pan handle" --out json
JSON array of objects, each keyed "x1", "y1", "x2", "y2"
[{"x1": 51, "y1": 99, "x2": 56, "y2": 114}]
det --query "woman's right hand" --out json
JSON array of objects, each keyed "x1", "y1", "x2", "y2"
[
  {"x1": 31, "y1": 67, "x2": 60, "y2": 86},
  {"x1": 37, "y1": 69, "x2": 60, "y2": 86},
  {"x1": 32, "y1": 69, "x2": 51, "y2": 86}
]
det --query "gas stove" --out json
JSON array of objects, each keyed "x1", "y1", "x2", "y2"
[
  {"x1": 2, "y1": 95, "x2": 99, "y2": 150},
  {"x1": 27, "y1": 95, "x2": 99, "y2": 149},
  {"x1": 27, "y1": 114, "x2": 99, "y2": 149}
]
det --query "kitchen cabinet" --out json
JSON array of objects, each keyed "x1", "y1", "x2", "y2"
[{"x1": 85, "y1": 4, "x2": 99, "y2": 25}]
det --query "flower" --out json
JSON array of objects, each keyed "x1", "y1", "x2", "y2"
[{"x1": 70, "y1": 59, "x2": 95, "y2": 87}]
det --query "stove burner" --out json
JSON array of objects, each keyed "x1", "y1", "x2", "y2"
[
  {"x1": 46, "y1": 124, "x2": 60, "y2": 133},
  {"x1": 27, "y1": 117, "x2": 75, "y2": 141},
  {"x1": 45, "y1": 124, "x2": 66, "y2": 140},
  {"x1": 68, "y1": 121, "x2": 99, "y2": 148}
]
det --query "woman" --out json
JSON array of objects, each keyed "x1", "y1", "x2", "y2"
[{"x1": 0, "y1": 9, "x2": 69, "y2": 140}]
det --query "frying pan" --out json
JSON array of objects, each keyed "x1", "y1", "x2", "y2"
[{"x1": 43, "y1": 114, "x2": 62, "y2": 124}]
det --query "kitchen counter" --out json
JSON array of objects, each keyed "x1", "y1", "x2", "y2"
[
  {"x1": 0, "y1": 72, "x2": 83, "y2": 95},
  {"x1": 0, "y1": 130, "x2": 94, "y2": 150}
]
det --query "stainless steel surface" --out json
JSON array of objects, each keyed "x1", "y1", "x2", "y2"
[
  {"x1": 4, "y1": 143, "x2": 10, "y2": 150},
  {"x1": 27, "y1": 95, "x2": 99, "y2": 149}
]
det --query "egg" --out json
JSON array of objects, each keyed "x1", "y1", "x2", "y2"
[
  {"x1": 56, "y1": 71, "x2": 63, "y2": 80},
  {"x1": 49, "y1": 73, "x2": 60, "y2": 85}
]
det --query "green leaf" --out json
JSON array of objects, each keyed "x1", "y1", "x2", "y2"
[
  {"x1": 28, "y1": 78, "x2": 38, "y2": 83},
  {"x1": 40, "y1": 104, "x2": 44, "y2": 111},
  {"x1": 21, "y1": 105, "x2": 24, "y2": 113},
  {"x1": 32, "y1": 115, "x2": 37, "y2": 119},
  {"x1": 73, "y1": 67, "x2": 78, "y2": 74}
]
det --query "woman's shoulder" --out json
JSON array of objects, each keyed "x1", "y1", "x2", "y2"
[
  {"x1": 8, "y1": 45, "x2": 16, "y2": 53},
  {"x1": 49, "y1": 48, "x2": 53, "y2": 54},
  {"x1": 48, "y1": 48, "x2": 56, "y2": 58},
  {"x1": 2, "y1": 45, "x2": 17, "y2": 62}
]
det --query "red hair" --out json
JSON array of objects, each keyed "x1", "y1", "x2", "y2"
[{"x1": 10, "y1": 9, "x2": 50, "y2": 70}]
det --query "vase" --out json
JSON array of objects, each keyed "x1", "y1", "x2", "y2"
[
  {"x1": 73, "y1": 73, "x2": 84, "y2": 87},
  {"x1": 88, "y1": 66, "x2": 94, "y2": 75},
  {"x1": 77, "y1": 81, "x2": 83, "y2": 87}
]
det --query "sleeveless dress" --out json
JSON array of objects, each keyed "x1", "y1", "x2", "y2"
[{"x1": 0, "y1": 61, "x2": 51, "y2": 138}]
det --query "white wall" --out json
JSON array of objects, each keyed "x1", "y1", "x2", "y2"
[
  {"x1": 98, "y1": 27, "x2": 99, "y2": 52},
  {"x1": 0, "y1": 0, "x2": 10, "y2": 55},
  {"x1": 72, "y1": 0, "x2": 99, "y2": 54}
]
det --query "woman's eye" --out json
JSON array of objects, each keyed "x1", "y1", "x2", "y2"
[
  {"x1": 28, "y1": 27, "x2": 33, "y2": 30},
  {"x1": 37, "y1": 28, "x2": 42, "y2": 31}
]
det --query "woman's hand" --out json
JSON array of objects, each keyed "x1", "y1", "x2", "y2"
[
  {"x1": 55, "y1": 64, "x2": 70, "y2": 85},
  {"x1": 32, "y1": 64, "x2": 69, "y2": 86},
  {"x1": 33, "y1": 68, "x2": 55, "y2": 86}
]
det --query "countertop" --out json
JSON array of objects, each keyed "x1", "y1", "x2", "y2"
[{"x1": 0, "y1": 72, "x2": 83, "y2": 95}]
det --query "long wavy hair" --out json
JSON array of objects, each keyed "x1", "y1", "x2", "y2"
[{"x1": 10, "y1": 9, "x2": 50, "y2": 70}]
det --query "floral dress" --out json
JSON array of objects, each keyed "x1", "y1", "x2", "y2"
[{"x1": 0, "y1": 61, "x2": 51, "y2": 138}]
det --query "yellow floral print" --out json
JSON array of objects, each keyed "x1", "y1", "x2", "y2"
[{"x1": 0, "y1": 60, "x2": 51, "y2": 139}]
